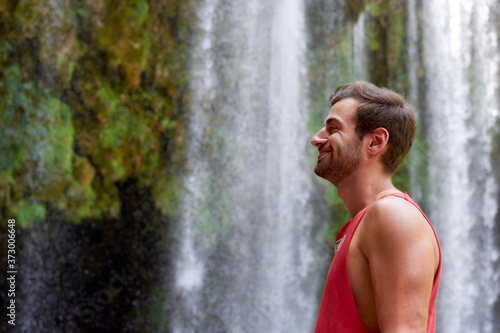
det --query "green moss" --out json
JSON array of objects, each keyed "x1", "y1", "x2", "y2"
[
  {"x1": 45, "y1": 100, "x2": 75, "y2": 184},
  {"x1": 56, "y1": 52, "x2": 76, "y2": 84},
  {"x1": 152, "y1": 175, "x2": 181, "y2": 217},
  {"x1": 344, "y1": 0, "x2": 371, "y2": 23},
  {"x1": 132, "y1": 0, "x2": 149, "y2": 26},
  {"x1": 73, "y1": 156, "x2": 96, "y2": 189},
  {"x1": 12, "y1": 199, "x2": 46, "y2": 227},
  {"x1": 93, "y1": 0, "x2": 152, "y2": 87},
  {"x1": 0, "y1": 62, "x2": 78, "y2": 220},
  {"x1": 0, "y1": 0, "x2": 44, "y2": 40},
  {"x1": 0, "y1": 0, "x2": 198, "y2": 228},
  {"x1": 364, "y1": 0, "x2": 409, "y2": 89}
]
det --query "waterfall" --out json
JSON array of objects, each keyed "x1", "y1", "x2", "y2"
[
  {"x1": 420, "y1": 0, "x2": 500, "y2": 332},
  {"x1": 353, "y1": 12, "x2": 368, "y2": 81},
  {"x1": 6, "y1": 1, "x2": 500, "y2": 332},
  {"x1": 173, "y1": 0, "x2": 321, "y2": 332}
]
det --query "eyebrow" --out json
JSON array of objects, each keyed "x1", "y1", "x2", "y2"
[{"x1": 324, "y1": 117, "x2": 344, "y2": 128}]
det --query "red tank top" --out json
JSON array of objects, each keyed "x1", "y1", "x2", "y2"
[{"x1": 314, "y1": 192, "x2": 442, "y2": 332}]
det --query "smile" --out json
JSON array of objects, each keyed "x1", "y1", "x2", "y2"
[{"x1": 318, "y1": 150, "x2": 331, "y2": 159}]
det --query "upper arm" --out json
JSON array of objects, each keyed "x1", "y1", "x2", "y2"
[{"x1": 360, "y1": 197, "x2": 438, "y2": 333}]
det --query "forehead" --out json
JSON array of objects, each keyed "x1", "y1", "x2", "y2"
[{"x1": 325, "y1": 97, "x2": 359, "y2": 126}]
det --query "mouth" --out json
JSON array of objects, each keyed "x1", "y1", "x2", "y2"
[{"x1": 317, "y1": 149, "x2": 331, "y2": 160}]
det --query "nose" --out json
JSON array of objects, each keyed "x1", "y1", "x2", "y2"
[{"x1": 311, "y1": 127, "x2": 328, "y2": 147}]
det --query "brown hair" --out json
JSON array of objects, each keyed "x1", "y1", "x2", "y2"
[{"x1": 329, "y1": 81, "x2": 416, "y2": 174}]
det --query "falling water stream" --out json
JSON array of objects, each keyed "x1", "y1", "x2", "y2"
[
  {"x1": 421, "y1": 0, "x2": 500, "y2": 332},
  {"x1": 173, "y1": 0, "x2": 320, "y2": 332}
]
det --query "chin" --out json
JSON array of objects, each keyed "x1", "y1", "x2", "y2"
[
  {"x1": 314, "y1": 165, "x2": 330, "y2": 180},
  {"x1": 314, "y1": 165, "x2": 341, "y2": 185},
  {"x1": 314, "y1": 166, "x2": 324, "y2": 178}
]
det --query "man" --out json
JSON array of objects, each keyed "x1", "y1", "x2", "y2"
[{"x1": 311, "y1": 81, "x2": 441, "y2": 333}]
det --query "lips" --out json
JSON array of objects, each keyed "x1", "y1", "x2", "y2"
[{"x1": 318, "y1": 149, "x2": 331, "y2": 159}]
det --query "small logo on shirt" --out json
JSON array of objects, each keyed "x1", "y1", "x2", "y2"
[{"x1": 335, "y1": 235, "x2": 346, "y2": 253}]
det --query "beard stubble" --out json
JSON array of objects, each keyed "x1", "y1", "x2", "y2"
[{"x1": 314, "y1": 138, "x2": 363, "y2": 186}]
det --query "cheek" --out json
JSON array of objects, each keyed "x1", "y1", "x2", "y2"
[
  {"x1": 327, "y1": 137, "x2": 341, "y2": 157},
  {"x1": 327, "y1": 134, "x2": 342, "y2": 148}
]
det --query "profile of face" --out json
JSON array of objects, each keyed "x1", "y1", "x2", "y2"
[{"x1": 311, "y1": 98, "x2": 363, "y2": 186}]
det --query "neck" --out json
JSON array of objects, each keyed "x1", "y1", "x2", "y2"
[{"x1": 336, "y1": 168, "x2": 400, "y2": 217}]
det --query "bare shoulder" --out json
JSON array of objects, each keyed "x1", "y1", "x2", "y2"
[
  {"x1": 358, "y1": 195, "x2": 437, "y2": 254},
  {"x1": 363, "y1": 196, "x2": 428, "y2": 233}
]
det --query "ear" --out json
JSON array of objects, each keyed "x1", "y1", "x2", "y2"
[{"x1": 366, "y1": 127, "x2": 389, "y2": 156}]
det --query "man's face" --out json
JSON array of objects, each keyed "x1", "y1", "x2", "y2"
[{"x1": 311, "y1": 98, "x2": 363, "y2": 186}]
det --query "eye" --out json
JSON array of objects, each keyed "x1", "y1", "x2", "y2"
[{"x1": 327, "y1": 126, "x2": 338, "y2": 134}]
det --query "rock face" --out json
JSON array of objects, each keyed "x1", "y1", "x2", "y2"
[
  {"x1": 0, "y1": 0, "x2": 195, "y2": 226},
  {"x1": 0, "y1": 1, "x2": 195, "y2": 331}
]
